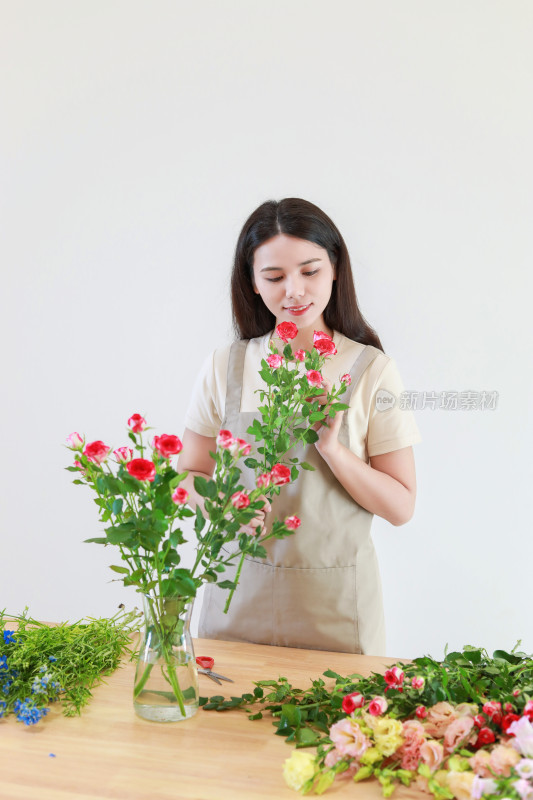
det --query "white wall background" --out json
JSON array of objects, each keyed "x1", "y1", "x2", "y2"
[{"x1": 1, "y1": 1, "x2": 531, "y2": 660}]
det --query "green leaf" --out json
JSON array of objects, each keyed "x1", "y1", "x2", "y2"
[
  {"x1": 309, "y1": 411, "x2": 325, "y2": 423},
  {"x1": 281, "y1": 703, "x2": 301, "y2": 727},
  {"x1": 112, "y1": 498, "x2": 123, "y2": 515},
  {"x1": 303, "y1": 429, "x2": 319, "y2": 444},
  {"x1": 84, "y1": 537, "x2": 108, "y2": 544},
  {"x1": 300, "y1": 461, "x2": 315, "y2": 471},
  {"x1": 217, "y1": 580, "x2": 237, "y2": 590},
  {"x1": 109, "y1": 565, "x2": 130, "y2": 575},
  {"x1": 194, "y1": 475, "x2": 210, "y2": 497}
]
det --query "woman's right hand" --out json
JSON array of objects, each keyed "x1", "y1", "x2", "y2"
[{"x1": 239, "y1": 494, "x2": 271, "y2": 538}]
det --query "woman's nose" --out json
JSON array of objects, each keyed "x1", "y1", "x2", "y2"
[{"x1": 285, "y1": 275, "x2": 305, "y2": 298}]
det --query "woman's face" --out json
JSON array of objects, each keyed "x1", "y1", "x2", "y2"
[{"x1": 251, "y1": 234, "x2": 336, "y2": 334}]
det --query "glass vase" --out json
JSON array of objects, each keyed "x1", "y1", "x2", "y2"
[{"x1": 133, "y1": 594, "x2": 199, "y2": 722}]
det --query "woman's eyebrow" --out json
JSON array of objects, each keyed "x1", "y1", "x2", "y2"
[{"x1": 260, "y1": 258, "x2": 322, "y2": 272}]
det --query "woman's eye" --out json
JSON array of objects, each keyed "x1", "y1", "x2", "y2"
[
  {"x1": 303, "y1": 270, "x2": 319, "y2": 277},
  {"x1": 266, "y1": 277, "x2": 283, "y2": 282}
]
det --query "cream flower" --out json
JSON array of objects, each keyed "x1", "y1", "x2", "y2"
[
  {"x1": 489, "y1": 744, "x2": 521, "y2": 776},
  {"x1": 424, "y1": 702, "x2": 458, "y2": 738},
  {"x1": 282, "y1": 751, "x2": 317, "y2": 791},
  {"x1": 446, "y1": 770, "x2": 475, "y2": 800},
  {"x1": 420, "y1": 739, "x2": 444, "y2": 772},
  {"x1": 443, "y1": 715, "x2": 475, "y2": 753},
  {"x1": 329, "y1": 717, "x2": 371, "y2": 759}
]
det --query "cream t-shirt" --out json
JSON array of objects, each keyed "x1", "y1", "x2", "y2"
[{"x1": 184, "y1": 332, "x2": 422, "y2": 462}]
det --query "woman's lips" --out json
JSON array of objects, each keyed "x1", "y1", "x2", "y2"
[{"x1": 284, "y1": 303, "x2": 311, "y2": 316}]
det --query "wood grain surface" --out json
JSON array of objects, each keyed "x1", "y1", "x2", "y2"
[{"x1": 0, "y1": 637, "x2": 426, "y2": 800}]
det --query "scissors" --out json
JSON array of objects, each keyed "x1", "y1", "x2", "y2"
[{"x1": 195, "y1": 656, "x2": 234, "y2": 685}]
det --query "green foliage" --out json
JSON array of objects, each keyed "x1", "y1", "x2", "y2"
[{"x1": 0, "y1": 608, "x2": 137, "y2": 718}]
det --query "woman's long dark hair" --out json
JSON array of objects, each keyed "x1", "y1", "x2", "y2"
[{"x1": 231, "y1": 198, "x2": 384, "y2": 352}]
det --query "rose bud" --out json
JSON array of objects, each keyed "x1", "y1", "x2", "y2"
[
  {"x1": 128, "y1": 414, "x2": 146, "y2": 433},
  {"x1": 276, "y1": 321, "x2": 298, "y2": 342},
  {"x1": 230, "y1": 438, "x2": 252, "y2": 457},
  {"x1": 66, "y1": 432, "x2": 84, "y2": 450},
  {"x1": 415, "y1": 706, "x2": 428, "y2": 719},
  {"x1": 270, "y1": 463, "x2": 291, "y2": 486},
  {"x1": 342, "y1": 692, "x2": 365, "y2": 714},
  {"x1": 153, "y1": 434, "x2": 183, "y2": 458},
  {"x1": 483, "y1": 701, "x2": 502, "y2": 718},
  {"x1": 83, "y1": 440, "x2": 111, "y2": 464},
  {"x1": 474, "y1": 728, "x2": 496, "y2": 748},
  {"x1": 384, "y1": 667, "x2": 404, "y2": 688},
  {"x1": 266, "y1": 353, "x2": 283, "y2": 369},
  {"x1": 73, "y1": 459, "x2": 86, "y2": 474},
  {"x1": 368, "y1": 696, "x2": 388, "y2": 716},
  {"x1": 314, "y1": 338, "x2": 337, "y2": 356},
  {"x1": 306, "y1": 369, "x2": 323, "y2": 388},
  {"x1": 313, "y1": 330, "x2": 332, "y2": 344},
  {"x1": 502, "y1": 713, "x2": 521, "y2": 733},
  {"x1": 412, "y1": 676, "x2": 425, "y2": 690},
  {"x1": 504, "y1": 703, "x2": 514, "y2": 714},
  {"x1": 284, "y1": 516, "x2": 301, "y2": 530},
  {"x1": 340, "y1": 373, "x2": 352, "y2": 386},
  {"x1": 473, "y1": 714, "x2": 487, "y2": 729},
  {"x1": 126, "y1": 458, "x2": 156, "y2": 482},
  {"x1": 171, "y1": 487, "x2": 189, "y2": 504},
  {"x1": 256, "y1": 472, "x2": 272, "y2": 489},
  {"x1": 216, "y1": 429, "x2": 235, "y2": 449},
  {"x1": 114, "y1": 446, "x2": 133, "y2": 463},
  {"x1": 513, "y1": 689, "x2": 521, "y2": 697},
  {"x1": 294, "y1": 349, "x2": 306, "y2": 362},
  {"x1": 231, "y1": 491, "x2": 250, "y2": 510}
]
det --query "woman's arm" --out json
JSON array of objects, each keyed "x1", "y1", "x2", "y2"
[{"x1": 315, "y1": 411, "x2": 417, "y2": 526}]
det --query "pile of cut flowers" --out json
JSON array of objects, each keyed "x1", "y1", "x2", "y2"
[{"x1": 200, "y1": 644, "x2": 533, "y2": 799}]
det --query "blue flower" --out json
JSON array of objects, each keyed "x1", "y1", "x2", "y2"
[
  {"x1": 0, "y1": 655, "x2": 8, "y2": 672},
  {"x1": 14, "y1": 697, "x2": 49, "y2": 725},
  {"x1": 2, "y1": 630, "x2": 15, "y2": 645},
  {"x1": 2, "y1": 680, "x2": 12, "y2": 693},
  {"x1": 0, "y1": 700, "x2": 6, "y2": 718},
  {"x1": 48, "y1": 656, "x2": 57, "y2": 662}
]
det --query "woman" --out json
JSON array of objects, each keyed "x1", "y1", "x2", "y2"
[{"x1": 178, "y1": 198, "x2": 421, "y2": 655}]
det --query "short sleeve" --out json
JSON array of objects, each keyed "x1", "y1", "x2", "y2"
[
  {"x1": 183, "y1": 350, "x2": 224, "y2": 438},
  {"x1": 366, "y1": 358, "x2": 422, "y2": 457}
]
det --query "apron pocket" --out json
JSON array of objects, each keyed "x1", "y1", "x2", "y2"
[{"x1": 273, "y1": 566, "x2": 359, "y2": 653}]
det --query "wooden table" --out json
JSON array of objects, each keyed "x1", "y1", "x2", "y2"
[{"x1": 0, "y1": 638, "x2": 424, "y2": 800}]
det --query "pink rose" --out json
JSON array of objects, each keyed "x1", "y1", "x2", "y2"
[
  {"x1": 313, "y1": 330, "x2": 331, "y2": 344},
  {"x1": 126, "y1": 458, "x2": 156, "y2": 482},
  {"x1": 276, "y1": 321, "x2": 298, "y2": 342},
  {"x1": 73, "y1": 459, "x2": 86, "y2": 474},
  {"x1": 231, "y1": 491, "x2": 250, "y2": 510},
  {"x1": 294, "y1": 349, "x2": 306, "y2": 362},
  {"x1": 424, "y1": 702, "x2": 458, "y2": 738},
  {"x1": 314, "y1": 337, "x2": 337, "y2": 356},
  {"x1": 483, "y1": 700, "x2": 502, "y2": 720},
  {"x1": 266, "y1": 353, "x2": 283, "y2": 369},
  {"x1": 412, "y1": 676, "x2": 425, "y2": 690},
  {"x1": 216, "y1": 429, "x2": 235, "y2": 449},
  {"x1": 416, "y1": 705, "x2": 428, "y2": 719},
  {"x1": 271, "y1": 463, "x2": 291, "y2": 485},
  {"x1": 329, "y1": 717, "x2": 371, "y2": 759},
  {"x1": 114, "y1": 447, "x2": 133, "y2": 463},
  {"x1": 384, "y1": 666, "x2": 404, "y2": 688},
  {"x1": 340, "y1": 373, "x2": 351, "y2": 386},
  {"x1": 419, "y1": 740, "x2": 444, "y2": 772},
  {"x1": 341, "y1": 692, "x2": 365, "y2": 714},
  {"x1": 172, "y1": 487, "x2": 189, "y2": 504},
  {"x1": 229, "y1": 438, "x2": 252, "y2": 457},
  {"x1": 368, "y1": 696, "x2": 388, "y2": 716},
  {"x1": 284, "y1": 516, "x2": 301, "y2": 530},
  {"x1": 256, "y1": 472, "x2": 272, "y2": 489},
  {"x1": 443, "y1": 715, "x2": 475, "y2": 753},
  {"x1": 306, "y1": 369, "x2": 323, "y2": 388},
  {"x1": 153, "y1": 434, "x2": 183, "y2": 458},
  {"x1": 66, "y1": 432, "x2": 84, "y2": 449},
  {"x1": 83, "y1": 440, "x2": 110, "y2": 464},
  {"x1": 489, "y1": 744, "x2": 521, "y2": 776},
  {"x1": 128, "y1": 414, "x2": 146, "y2": 433}
]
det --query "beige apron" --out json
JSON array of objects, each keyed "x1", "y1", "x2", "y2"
[{"x1": 198, "y1": 339, "x2": 386, "y2": 655}]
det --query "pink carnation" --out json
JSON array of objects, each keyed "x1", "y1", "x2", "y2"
[{"x1": 397, "y1": 720, "x2": 426, "y2": 771}]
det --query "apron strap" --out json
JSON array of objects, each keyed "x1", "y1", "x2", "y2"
[
  {"x1": 342, "y1": 345, "x2": 381, "y2": 403},
  {"x1": 225, "y1": 340, "x2": 248, "y2": 418}
]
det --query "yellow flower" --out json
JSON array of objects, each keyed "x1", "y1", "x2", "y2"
[
  {"x1": 360, "y1": 747, "x2": 382, "y2": 766},
  {"x1": 374, "y1": 732, "x2": 404, "y2": 757},
  {"x1": 282, "y1": 751, "x2": 317, "y2": 791},
  {"x1": 373, "y1": 718, "x2": 403, "y2": 738}
]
